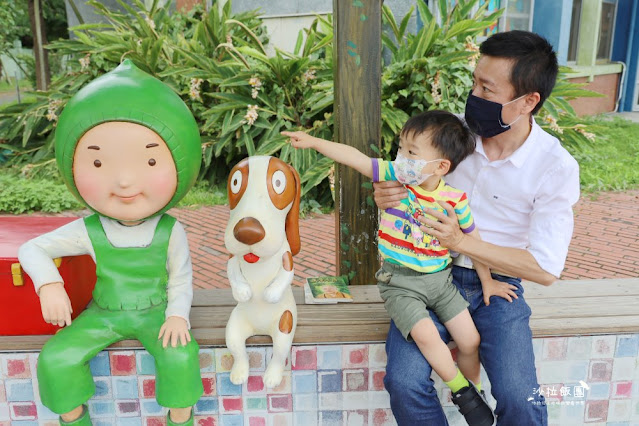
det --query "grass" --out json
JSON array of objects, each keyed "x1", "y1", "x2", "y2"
[
  {"x1": 178, "y1": 182, "x2": 227, "y2": 208},
  {"x1": 0, "y1": 77, "x2": 31, "y2": 93},
  {"x1": 0, "y1": 173, "x2": 83, "y2": 214},
  {"x1": 565, "y1": 115, "x2": 639, "y2": 193}
]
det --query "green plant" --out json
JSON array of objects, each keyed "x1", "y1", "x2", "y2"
[
  {"x1": 0, "y1": 0, "x2": 611, "y2": 214},
  {"x1": 379, "y1": 1, "x2": 503, "y2": 156},
  {"x1": 0, "y1": 77, "x2": 31, "y2": 92},
  {"x1": 565, "y1": 116, "x2": 639, "y2": 192},
  {"x1": 537, "y1": 67, "x2": 606, "y2": 149},
  {"x1": 157, "y1": 7, "x2": 335, "y2": 199},
  {"x1": 299, "y1": 198, "x2": 323, "y2": 218},
  {"x1": 0, "y1": 173, "x2": 83, "y2": 214},
  {"x1": 178, "y1": 182, "x2": 227, "y2": 207},
  {"x1": 0, "y1": 1, "x2": 276, "y2": 176}
]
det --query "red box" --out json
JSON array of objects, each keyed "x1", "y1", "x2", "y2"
[{"x1": 0, "y1": 217, "x2": 96, "y2": 335}]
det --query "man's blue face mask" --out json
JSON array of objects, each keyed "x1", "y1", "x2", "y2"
[{"x1": 464, "y1": 90, "x2": 526, "y2": 138}]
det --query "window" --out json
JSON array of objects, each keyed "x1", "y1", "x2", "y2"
[
  {"x1": 568, "y1": 0, "x2": 617, "y2": 63},
  {"x1": 503, "y1": 0, "x2": 533, "y2": 31},
  {"x1": 567, "y1": 0, "x2": 582, "y2": 62},
  {"x1": 597, "y1": 0, "x2": 617, "y2": 61},
  {"x1": 473, "y1": 0, "x2": 533, "y2": 38}
]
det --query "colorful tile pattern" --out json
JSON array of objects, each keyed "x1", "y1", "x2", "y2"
[{"x1": 0, "y1": 336, "x2": 637, "y2": 424}]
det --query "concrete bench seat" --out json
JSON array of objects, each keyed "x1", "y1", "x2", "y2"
[{"x1": 2, "y1": 278, "x2": 638, "y2": 351}]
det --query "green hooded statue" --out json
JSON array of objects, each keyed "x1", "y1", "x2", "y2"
[
  {"x1": 55, "y1": 59, "x2": 201, "y2": 217},
  {"x1": 18, "y1": 60, "x2": 204, "y2": 426}
]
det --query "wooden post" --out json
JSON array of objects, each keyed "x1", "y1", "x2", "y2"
[
  {"x1": 333, "y1": 0, "x2": 382, "y2": 285},
  {"x1": 28, "y1": 0, "x2": 50, "y2": 91}
]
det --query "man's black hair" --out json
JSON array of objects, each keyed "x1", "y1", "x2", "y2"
[
  {"x1": 400, "y1": 110, "x2": 475, "y2": 174},
  {"x1": 480, "y1": 30, "x2": 558, "y2": 115}
]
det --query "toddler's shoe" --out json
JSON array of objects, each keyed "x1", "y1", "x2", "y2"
[{"x1": 451, "y1": 381, "x2": 496, "y2": 426}]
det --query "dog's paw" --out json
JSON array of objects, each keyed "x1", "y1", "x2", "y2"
[
  {"x1": 263, "y1": 285, "x2": 284, "y2": 304},
  {"x1": 232, "y1": 283, "x2": 252, "y2": 303},
  {"x1": 230, "y1": 358, "x2": 250, "y2": 385},
  {"x1": 263, "y1": 363, "x2": 284, "y2": 388}
]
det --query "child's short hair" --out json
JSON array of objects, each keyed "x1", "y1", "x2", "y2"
[{"x1": 400, "y1": 110, "x2": 475, "y2": 173}]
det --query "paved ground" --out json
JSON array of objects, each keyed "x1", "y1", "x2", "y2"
[
  {"x1": 4, "y1": 107, "x2": 638, "y2": 288},
  {"x1": 615, "y1": 111, "x2": 639, "y2": 123},
  {"x1": 168, "y1": 189, "x2": 639, "y2": 289},
  {"x1": 4, "y1": 190, "x2": 638, "y2": 288},
  {"x1": 0, "y1": 90, "x2": 19, "y2": 105}
]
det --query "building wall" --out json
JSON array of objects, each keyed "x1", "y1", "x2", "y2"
[
  {"x1": 227, "y1": 0, "x2": 417, "y2": 55},
  {"x1": 532, "y1": 0, "x2": 573, "y2": 65},
  {"x1": 569, "y1": 73, "x2": 621, "y2": 116},
  {"x1": 0, "y1": 48, "x2": 34, "y2": 80}
]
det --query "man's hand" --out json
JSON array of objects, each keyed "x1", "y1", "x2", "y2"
[
  {"x1": 38, "y1": 282, "x2": 72, "y2": 327},
  {"x1": 372, "y1": 181, "x2": 406, "y2": 210},
  {"x1": 481, "y1": 278, "x2": 519, "y2": 306},
  {"x1": 158, "y1": 316, "x2": 191, "y2": 348},
  {"x1": 417, "y1": 201, "x2": 465, "y2": 251}
]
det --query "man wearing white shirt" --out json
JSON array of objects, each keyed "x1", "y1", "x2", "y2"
[{"x1": 374, "y1": 30, "x2": 579, "y2": 425}]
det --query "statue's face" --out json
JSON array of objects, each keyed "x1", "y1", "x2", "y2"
[{"x1": 73, "y1": 121, "x2": 177, "y2": 224}]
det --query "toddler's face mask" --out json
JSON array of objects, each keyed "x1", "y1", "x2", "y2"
[{"x1": 394, "y1": 153, "x2": 442, "y2": 185}]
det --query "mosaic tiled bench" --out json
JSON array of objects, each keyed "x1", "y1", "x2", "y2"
[{"x1": 1, "y1": 278, "x2": 638, "y2": 425}]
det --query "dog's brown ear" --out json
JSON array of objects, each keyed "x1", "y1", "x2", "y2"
[{"x1": 285, "y1": 163, "x2": 301, "y2": 256}]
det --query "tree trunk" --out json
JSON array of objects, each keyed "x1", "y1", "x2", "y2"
[
  {"x1": 28, "y1": 0, "x2": 50, "y2": 91},
  {"x1": 333, "y1": 0, "x2": 383, "y2": 285}
]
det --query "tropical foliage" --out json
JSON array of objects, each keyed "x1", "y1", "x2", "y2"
[{"x1": 0, "y1": 0, "x2": 602, "y2": 209}]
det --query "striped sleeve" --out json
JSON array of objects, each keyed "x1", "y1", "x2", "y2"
[
  {"x1": 454, "y1": 192, "x2": 475, "y2": 234},
  {"x1": 371, "y1": 158, "x2": 397, "y2": 182}
]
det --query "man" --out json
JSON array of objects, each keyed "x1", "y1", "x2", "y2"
[{"x1": 373, "y1": 30, "x2": 579, "y2": 425}]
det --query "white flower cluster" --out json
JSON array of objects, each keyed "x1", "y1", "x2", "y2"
[
  {"x1": 189, "y1": 78, "x2": 204, "y2": 102},
  {"x1": 145, "y1": 16, "x2": 156, "y2": 30},
  {"x1": 543, "y1": 115, "x2": 563, "y2": 134},
  {"x1": 576, "y1": 127, "x2": 596, "y2": 141},
  {"x1": 244, "y1": 104, "x2": 259, "y2": 126},
  {"x1": 20, "y1": 164, "x2": 34, "y2": 177},
  {"x1": 79, "y1": 54, "x2": 91, "y2": 71},
  {"x1": 431, "y1": 71, "x2": 442, "y2": 105},
  {"x1": 465, "y1": 36, "x2": 480, "y2": 68},
  {"x1": 249, "y1": 76, "x2": 262, "y2": 99},
  {"x1": 301, "y1": 69, "x2": 317, "y2": 86},
  {"x1": 46, "y1": 99, "x2": 64, "y2": 123}
]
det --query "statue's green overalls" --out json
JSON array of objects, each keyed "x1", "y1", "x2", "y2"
[{"x1": 37, "y1": 214, "x2": 203, "y2": 414}]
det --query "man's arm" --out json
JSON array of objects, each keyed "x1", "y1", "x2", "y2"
[
  {"x1": 454, "y1": 233, "x2": 557, "y2": 286},
  {"x1": 420, "y1": 206, "x2": 556, "y2": 284},
  {"x1": 380, "y1": 187, "x2": 557, "y2": 282},
  {"x1": 418, "y1": 158, "x2": 579, "y2": 286}
]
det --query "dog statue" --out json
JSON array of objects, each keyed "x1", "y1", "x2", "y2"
[{"x1": 224, "y1": 155, "x2": 301, "y2": 388}]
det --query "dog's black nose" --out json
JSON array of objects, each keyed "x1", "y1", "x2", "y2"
[{"x1": 233, "y1": 217, "x2": 265, "y2": 245}]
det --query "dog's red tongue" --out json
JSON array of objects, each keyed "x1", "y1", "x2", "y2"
[{"x1": 243, "y1": 253, "x2": 260, "y2": 263}]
